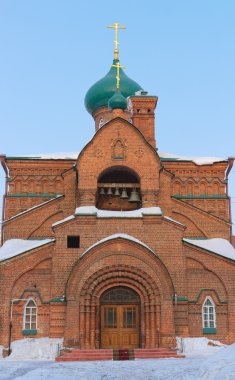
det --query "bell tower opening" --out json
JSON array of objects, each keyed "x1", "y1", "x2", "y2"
[{"x1": 96, "y1": 166, "x2": 142, "y2": 211}]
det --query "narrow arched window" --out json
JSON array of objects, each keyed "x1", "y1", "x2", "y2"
[
  {"x1": 202, "y1": 297, "x2": 216, "y2": 332},
  {"x1": 23, "y1": 299, "x2": 37, "y2": 331},
  {"x1": 99, "y1": 118, "x2": 105, "y2": 128}
]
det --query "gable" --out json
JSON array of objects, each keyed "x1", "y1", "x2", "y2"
[{"x1": 76, "y1": 117, "x2": 161, "y2": 191}]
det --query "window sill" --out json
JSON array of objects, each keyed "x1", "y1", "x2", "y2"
[
  {"x1": 203, "y1": 328, "x2": 216, "y2": 334},
  {"x1": 22, "y1": 329, "x2": 37, "y2": 335}
]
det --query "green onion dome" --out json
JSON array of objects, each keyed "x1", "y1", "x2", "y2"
[
  {"x1": 84, "y1": 59, "x2": 143, "y2": 114},
  {"x1": 108, "y1": 89, "x2": 127, "y2": 110}
]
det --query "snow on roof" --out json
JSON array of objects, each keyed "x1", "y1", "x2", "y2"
[
  {"x1": 7, "y1": 151, "x2": 227, "y2": 166},
  {"x1": 7, "y1": 152, "x2": 79, "y2": 160},
  {"x1": 3, "y1": 196, "x2": 63, "y2": 224},
  {"x1": 0, "y1": 239, "x2": 55, "y2": 262},
  {"x1": 75, "y1": 206, "x2": 162, "y2": 217},
  {"x1": 81, "y1": 233, "x2": 155, "y2": 257},
  {"x1": 183, "y1": 238, "x2": 235, "y2": 261},
  {"x1": 52, "y1": 206, "x2": 162, "y2": 227},
  {"x1": 158, "y1": 151, "x2": 227, "y2": 165},
  {"x1": 52, "y1": 214, "x2": 75, "y2": 227},
  {"x1": 164, "y1": 216, "x2": 185, "y2": 227}
]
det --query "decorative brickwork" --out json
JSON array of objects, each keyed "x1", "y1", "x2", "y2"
[{"x1": 0, "y1": 91, "x2": 234, "y2": 353}]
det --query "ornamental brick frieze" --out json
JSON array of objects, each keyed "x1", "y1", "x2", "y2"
[
  {"x1": 141, "y1": 189, "x2": 159, "y2": 207},
  {"x1": 77, "y1": 189, "x2": 96, "y2": 206}
]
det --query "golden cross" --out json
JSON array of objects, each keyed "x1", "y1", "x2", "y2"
[
  {"x1": 107, "y1": 22, "x2": 126, "y2": 59},
  {"x1": 112, "y1": 61, "x2": 126, "y2": 89}
]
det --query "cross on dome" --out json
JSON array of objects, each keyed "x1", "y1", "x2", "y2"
[{"x1": 107, "y1": 22, "x2": 126, "y2": 60}]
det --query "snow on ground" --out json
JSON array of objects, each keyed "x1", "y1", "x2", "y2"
[
  {"x1": 0, "y1": 337, "x2": 234, "y2": 379},
  {"x1": 198, "y1": 343, "x2": 235, "y2": 380},
  {"x1": 3, "y1": 338, "x2": 62, "y2": 361},
  {"x1": 177, "y1": 337, "x2": 226, "y2": 357}
]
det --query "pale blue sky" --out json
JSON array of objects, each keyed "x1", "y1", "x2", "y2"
[{"x1": 0, "y1": 1, "x2": 234, "y2": 230}]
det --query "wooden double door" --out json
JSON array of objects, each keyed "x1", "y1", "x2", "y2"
[{"x1": 101, "y1": 304, "x2": 139, "y2": 349}]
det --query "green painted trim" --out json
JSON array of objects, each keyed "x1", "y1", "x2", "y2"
[
  {"x1": 22, "y1": 329, "x2": 37, "y2": 335},
  {"x1": 20, "y1": 289, "x2": 66, "y2": 304},
  {"x1": 7, "y1": 157, "x2": 42, "y2": 159},
  {"x1": 7, "y1": 193, "x2": 63, "y2": 198},
  {"x1": 20, "y1": 289, "x2": 50, "y2": 304},
  {"x1": 160, "y1": 158, "x2": 178, "y2": 162},
  {"x1": 203, "y1": 328, "x2": 217, "y2": 334},
  {"x1": 50, "y1": 297, "x2": 66, "y2": 303},
  {"x1": 187, "y1": 289, "x2": 227, "y2": 304},
  {"x1": 172, "y1": 195, "x2": 228, "y2": 199},
  {"x1": 172, "y1": 290, "x2": 228, "y2": 304},
  {"x1": 176, "y1": 297, "x2": 188, "y2": 301}
]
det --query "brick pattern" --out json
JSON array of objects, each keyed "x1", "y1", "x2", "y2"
[{"x1": 0, "y1": 96, "x2": 234, "y2": 351}]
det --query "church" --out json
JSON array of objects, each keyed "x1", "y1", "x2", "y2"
[{"x1": 0, "y1": 23, "x2": 235, "y2": 357}]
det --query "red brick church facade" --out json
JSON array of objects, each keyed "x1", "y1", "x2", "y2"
[{"x1": 0, "y1": 50, "x2": 235, "y2": 352}]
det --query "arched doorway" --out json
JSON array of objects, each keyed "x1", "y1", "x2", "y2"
[{"x1": 100, "y1": 286, "x2": 140, "y2": 349}]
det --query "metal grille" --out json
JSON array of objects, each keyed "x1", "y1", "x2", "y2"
[{"x1": 101, "y1": 287, "x2": 140, "y2": 304}]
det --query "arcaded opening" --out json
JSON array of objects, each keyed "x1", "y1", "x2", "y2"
[{"x1": 96, "y1": 166, "x2": 142, "y2": 211}]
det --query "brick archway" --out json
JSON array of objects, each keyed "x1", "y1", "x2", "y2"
[{"x1": 65, "y1": 237, "x2": 175, "y2": 349}]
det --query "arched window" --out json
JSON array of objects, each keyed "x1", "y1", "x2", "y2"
[
  {"x1": 202, "y1": 297, "x2": 216, "y2": 332},
  {"x1": 23, "y1": 299, "x2": 37, "y2": 331},
  {"x1": 97, "y1": 166, "x2": 141, "y2": 211},
  {"x1": 99, "y1": 118, "x2": 105, "y2": 128}
]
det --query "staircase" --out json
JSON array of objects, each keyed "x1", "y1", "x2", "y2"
[
  {"x1": 135, "y1": 348, "x2": 185, "y2": 359},
  {"x1": 56, "y1": 348, "x2": 185, "y2": 361},
  {"x1": 56, "y1": 349, "x2": 113, "y2": 362}
]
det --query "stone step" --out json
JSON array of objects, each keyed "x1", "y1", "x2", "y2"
[
  {"x1": 56, "y1": 349, "x2": 113, "y2": 362},
  {"x1": 134, "y1": 348, "x2": 184, "y2": 359},
  {"x1": 57, "y1": 356, "x2": 113, "y2": 362},
  {"x1": 56, "y1": 348, "x2": 185, "y2": 362},
  {"x1": 62, "y1": 349, "x2": 112, "y2": 356}
]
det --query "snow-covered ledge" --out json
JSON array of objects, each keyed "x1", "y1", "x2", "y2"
[
  {"x1": 52, "y1": 206, "x2": 162, "y2": 227},
  {"x1": 183, "y1": 238, "x2": 235, "y2": 261},
  {"x1": 0, "y1": 239, "x2": 55, "y2": 262},
  {"x1": 80, "y1": 233, "x2": 156, "y2": 257}
]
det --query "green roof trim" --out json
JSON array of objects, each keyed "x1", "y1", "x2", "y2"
[
  {"x1": 176, "y1": 297, "x2": 188, "y2": 301},
  {"x1": 173, "y1": 290, "x2": 227, "y2": 304},
  {"x1": 7, "y1": 156, "x2": 42, "y2": 159},
  {"x1": 160, "y1": 158, "x2": 178, "y2": 162},
  {"x1": 188, "y1": 289, "x2": 227, "y2": 304},
  {"x1": 7, "y1": 193, "x2": 63, "y2": 198},
  {"x1": 173, "y1": 194, "x2": 228, "y2": 199},
  {"x1": 50, "y1": 297, "x2": 66, "y2": 303},
  {"x1": 18, "y1": 289, "x2": 66, "y2": 304}
]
